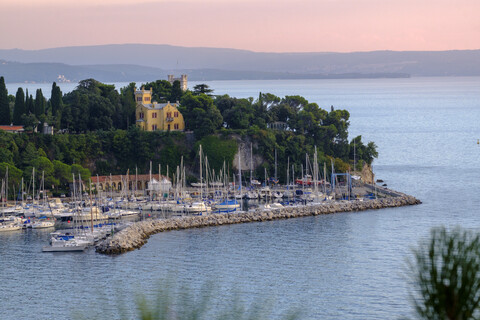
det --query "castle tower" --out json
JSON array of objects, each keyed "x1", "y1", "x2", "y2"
[
  {"x1": 134, "y1": 86, "x2": 152, "y2": 104},
  {"x1": 167, "y1": 74, "x2": 188, "y2": 91}
]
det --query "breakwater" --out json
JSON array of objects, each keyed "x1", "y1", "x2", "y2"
[{"x1": 96, "y1": 195, "x2": 421, "y2": 255}]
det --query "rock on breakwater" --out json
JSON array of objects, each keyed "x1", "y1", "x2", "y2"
[{"x1": 96, "y1": 195, "x2": 421, "y2": 255}]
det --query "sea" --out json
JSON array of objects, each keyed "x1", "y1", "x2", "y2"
[{"x1": 1, "y1": 77, "x2": 480, "y2": 319}]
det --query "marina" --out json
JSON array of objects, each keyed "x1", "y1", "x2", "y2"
[{"x1": 0, "y1": 77, "x2": 478, "y2": 319}]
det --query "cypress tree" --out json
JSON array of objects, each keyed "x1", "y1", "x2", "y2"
[
  {"x1": 27, "y1": 92, "x2": 35, "y2": 115},
  {"x1": 34, "y1": 89, "x2": 45, "y2": 117},
  {"x1": 12, "y1": 88, "x2": 25, "y2": 125},
  {"x1": 50, "y1": 82, "x2": 63, "y2": 116},
  {"x1": 0, "y1": 76, "x2": 10, "y2": 124}
]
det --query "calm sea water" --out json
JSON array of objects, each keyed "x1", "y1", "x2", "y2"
[{"x1": 1, "y1": 77, "x2": 480, "y2": 319}]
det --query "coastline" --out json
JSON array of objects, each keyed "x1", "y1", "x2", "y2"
[{"x1": 96, "y1": 193, "x2": 421, "y2": 255}]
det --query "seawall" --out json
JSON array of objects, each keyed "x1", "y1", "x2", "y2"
[{"x1": 96, "y1": 195, "x2": 421, "y2": 255}]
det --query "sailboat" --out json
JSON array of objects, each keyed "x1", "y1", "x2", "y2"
[{"x1": 0, "y1": 176, "x2": 22, "y2": 232}]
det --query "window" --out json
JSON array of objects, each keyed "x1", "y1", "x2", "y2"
[
  {"x1": 145, "y1": 97, "x2": 150, "y2": 102},
  {"x1": 139, "y1": 112, "x2": 144, "y2": 119},
  {"x1": 152, "y1": 124, "x2": 157, "y2": 131},
  {"x1": 174, "y1": 123, "x2": 179, "y2": 130},
  {"x1": 167, "y1": 112, "x2": 172, "y2": 118},
  {"x1": 152, "y1": 112, "x2": 157, "y2": 118},
  {"x1": 137, "y1": 97, "x2": 142, "y2": 102},
  {"x1": 174, "y1": 111, "x2": 179, "y2": 118}
]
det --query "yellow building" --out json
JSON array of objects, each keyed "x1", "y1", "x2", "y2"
[{"x1": 135, "y1": 87, "x2": 185, "y2": 132}]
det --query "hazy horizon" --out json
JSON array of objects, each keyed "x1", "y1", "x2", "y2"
[
  {"x1": 2, "y1": 43, "x2": 480, "y2": 55},
  {"x1": 1, "y1": 0, "x2": 479, "y2": 53}
]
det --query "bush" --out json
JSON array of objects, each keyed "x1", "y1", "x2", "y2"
[{"x1": 411, "y1": 227, "x2": 480, "y2": 320}]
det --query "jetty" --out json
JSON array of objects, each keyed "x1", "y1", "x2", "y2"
[{"x1": 96, "y1": 193, "x2": 421, "y2": 254}]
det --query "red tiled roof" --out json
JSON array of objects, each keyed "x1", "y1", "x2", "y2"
[{"x1": 0, "y1": 125, "x2": 24, "y2": 131}]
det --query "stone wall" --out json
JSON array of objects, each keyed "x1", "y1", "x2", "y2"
[{"x1": 96, "y1": 195, "x2": 421, "y2": 255}]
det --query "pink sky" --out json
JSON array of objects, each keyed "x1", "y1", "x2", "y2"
[{"x1": 0, "y1": 0, "x2": 479, "y2": 52}]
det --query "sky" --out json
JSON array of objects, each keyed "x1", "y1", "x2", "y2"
[{"x1": 0, "y1": 0, "x2": 479, "y2": 53}]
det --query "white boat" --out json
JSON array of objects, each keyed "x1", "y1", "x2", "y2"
[
  {"x1": 184, "y1": 202, "x2": 211, "y2": 214},
  {"x1": 213, "y1": 199, "x2": 240, "y2": 211},
  {"x1": 42, "y1": 236, "x2": 88, "y2": 252},
  {"x1": 107, "y1": 209, "x2": 140, "y2": 219},
  {"x1": 262, "y1": 203, "x2": 284, "y2": 210},
  {"x1": 246, "y1": 191, "x2": 259, "y2": 199},
  {"x1": 272, "y1": 191, "x2": 283, "y2": 198},
  {"x1": 259, "y1": 187, "x2": 272, "y2": 198},
  {"x1": 0, "y1": 223, "x2": 22, "y2": 232},
  {"x1": 31, "y1": 219, "x2": 55, "y2": 229},
  {"x1": 283, "y1": 190, "x2": 295, "y2": 198},
  {"x1": 190, "y1": 182, "x2": 206, "y2": 188}
]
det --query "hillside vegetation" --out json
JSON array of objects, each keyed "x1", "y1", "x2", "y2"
[{"x1": 0, "y1": 77, "x2": 378, "y2": 197}]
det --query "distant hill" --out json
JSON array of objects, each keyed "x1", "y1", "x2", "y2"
[{"x1": 1, "y1": 44, "x2": 479, "y2": 82}]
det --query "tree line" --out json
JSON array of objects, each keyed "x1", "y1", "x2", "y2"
[{"x1": 0, "y1": 77, "x2": 378, "y2": 196}]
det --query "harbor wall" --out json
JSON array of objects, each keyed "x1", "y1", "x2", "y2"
[{"x1": 96, "y1": 195, "x2": 421, "y2": 255}]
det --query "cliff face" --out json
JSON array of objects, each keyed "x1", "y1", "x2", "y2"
[
  {"x1": 231, "y1": 137, "x2": 263, "y2": 172},
  {"x1": 360, "y1": 163, "x2": 375, "y2": 184}
]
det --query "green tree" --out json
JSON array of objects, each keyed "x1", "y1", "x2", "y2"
[
  {"x1": 27, "y1": 156, "x2": 57, "y2": 188},
  {"x1": 119, "y1": 82, "x2": 137, "y2": 128},
  {"x1": 53, "y1": 160, "x2": 72, "y2": 189},
  {"x1": 26, "y1": 91, "x2": 34, "y2": 115},
  {"x1": 411, "y1": 227, "x2": 480, "y2": 320},
  {"x1": 180, "y1": 92, "x2": 222, "y2": 138},
  {"x1": 21, "y1": 113, "x2": 39, "y2": 132},
  {"x1": 34, "y1": 89, "x2": 46, "y2": 118},
  {"x1": 0, "y1": 76, "x2": 10, "y2": 125},
  {"x1": 0, "y1": 163, "x2": 23, "y2": 197},
  {"x1": 12, "y1": 87, "x2": 25, "y2": 125},
  {"x1": 143, "y1": 80, "x2": 172, "y2": 103},
  {"x1": 170, "y1": 80, "x2": 183, "y2": 102},
  {"x1": 71, "y1": 164, "x2": 91, "y2": 181},
  {"x1": 222, "y1": 98, "x2": 255, "y2": 129},
  {"x1": 50, "y1": 82, "x2": 63, "y2": 117},
  {"x1": 193, "y1": 84, "x2": 214, "y2": 96}
]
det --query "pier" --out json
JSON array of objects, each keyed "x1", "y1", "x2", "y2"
[{"x1": 96, "y1": 193, "x2": 421, "y2": 254}]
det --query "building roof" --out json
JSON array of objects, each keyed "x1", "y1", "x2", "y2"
[
  {"x1": 139, "y1": 102, "x2": 178, "y2": 110},
  {"x1": 0, "y1": 125, "x2": 24, "y2": 132}
]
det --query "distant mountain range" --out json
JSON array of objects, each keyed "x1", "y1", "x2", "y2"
[{"x1": 1, "y1": 44, "x2": 479, "y2": 83}]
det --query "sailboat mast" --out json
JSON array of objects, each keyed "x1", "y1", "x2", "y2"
[
  {"x1": 199, "y1": 145, "x2": 203, "y2": 201},
  {"x1": 5, "y1": 166, "x2": 7, "y2": 206},
  {"x1": 250, "y1": 143, "x2": 253, "y2": 186},
  {"x1": 274, "y1": 148, "x2": 277, "y2": 181}
]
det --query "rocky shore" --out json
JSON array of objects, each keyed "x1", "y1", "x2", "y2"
[{"x1": 96, "y1": 195, "x2": 421, "y2": 255}]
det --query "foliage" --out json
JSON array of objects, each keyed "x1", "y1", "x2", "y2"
[
  {"x1": 349, "y1": 135, "x2": 379, "y2": 166},
  {"x1": 50, "y1": 82, "x2": 63, "y2": 117},
  {"x1": 196, "y1": 135, "x2": 238, "y2": 174},
  {"x1": 180, "y1": 92, "x2": 223, "y2": 138},
  {"x1": 34, "y1": 89, "x2": 46, "y2": 118},
  {"x1": 0, "y1": 162, "x2": 23, "y2": 197},
  {"x1": 411, "y1": 227, "x2": 480, "y2": 320},
  {"x1": 193, "y1": 84, "x2": 214, "y2": 96},
  {"x1": 12, "y1": 87, "x2": 25, "y2": 125},
  {"x1": 131, "y1": 280, "x2": 300, "y2": 320},
  {"x1": 143, "y1": 80, "x2": 172, "y2": 103},
  {"x1": 170, "y1": 80, "x2": 183, "y2": 102},
  {"x1": 71, "y1": 164, "x2": 91, "y2": 182},
  {"x1": 1, "y1": 78, "x2": 378, "y2": 187},
  {"x1": 0, "y1": 76, "x2": 10, "y2": 125}
]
